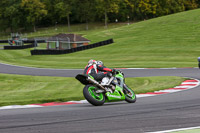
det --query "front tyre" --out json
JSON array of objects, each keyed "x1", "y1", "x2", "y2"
[
  {"x1": 83, "y1": 85, "x2": 105, "y2": 106},
  {"x1": 123, "y1": 84, "x2": 136, "y2": 103}
]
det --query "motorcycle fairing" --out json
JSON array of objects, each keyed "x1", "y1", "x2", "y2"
[{"x1": 106, "y1": 85, "x2": 125, "y2": 101}]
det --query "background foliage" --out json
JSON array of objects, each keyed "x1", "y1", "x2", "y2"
[{"x1": 0, "y1": 0, "x2": 199, "y2": 33}]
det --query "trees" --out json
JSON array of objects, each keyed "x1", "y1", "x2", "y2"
[
  {"x1": 0, "y1": 0, "x2": 21, "y2": 32},
  {"x1": 137, "y1": 0, "x2": 158, "y2": 19},
  {"x1": 0, "y1": 0, "x2": 10, "y2": 32},
  {"x1": 156, "y1": 0, "x2": 185, "y2": 16},
  {"x1": 0, "y1": 0, "x2": 199, "y2": 33},
  {"x1": 74, "y1": 0, "x2": 96, "y2": 30},
  {"x1": 21, "y1": 0, "x2": 47, "y2": 32},
  {"x1": 183, "y1": 0, "x2": 198, "y2": 10},
  {"x1": 116, "y1": 0, "x2": 134, "y2": 22},
  {"x1": 96, "y1": 0, "x2": 120, "y2": 28},
  {"x1": 54, "y1": 0, "x2": 72, "y2": 31}
]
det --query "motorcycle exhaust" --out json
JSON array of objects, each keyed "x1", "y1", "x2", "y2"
[{"x1": 87, "y1": 77, "x2": 106, "y2": 90}]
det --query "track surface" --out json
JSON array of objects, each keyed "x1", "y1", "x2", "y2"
[{"x1": 0, "y1": 63, "x2": 200, "y2": 133}]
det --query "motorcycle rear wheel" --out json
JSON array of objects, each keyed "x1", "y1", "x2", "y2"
[
  {"x1": 83, "y1": 85, "x2": 105, "y2": 106},
  {"x1": 123, "y1": 84, "x2": 136, "y2": 103}
]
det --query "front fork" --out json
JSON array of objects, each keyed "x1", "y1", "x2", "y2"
[{"x1": 123, "y1": 84, "x2": 133, "y2": 97}]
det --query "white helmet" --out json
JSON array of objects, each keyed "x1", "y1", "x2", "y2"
[{"x1": 97, "y1": 60, "x2": 103, "y2": 66}]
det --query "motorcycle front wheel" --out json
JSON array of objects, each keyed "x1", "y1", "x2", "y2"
[
  {"x1": 83, "y1": 85, "x2": 105, "y2": 106},
  {"x1": 123, "y1": 84, "x2": 136, "y2": 103}
]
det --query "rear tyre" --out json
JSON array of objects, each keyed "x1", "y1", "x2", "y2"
[
  {"x1": 123, "y1": 84, "x2": 136, "y2": 103},
  {"x1": 83, "y1": 85, "x2": 105, "y2": 106}
]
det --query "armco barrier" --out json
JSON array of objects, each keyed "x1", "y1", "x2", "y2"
[
  {"x1": 0, "y1": 40, "x2": 8, "y2": 43},
  {"x1": 31, "y1": 39, "x2": 114, "y2": 55},
  {"x1": 0, "y1": 39, "x2": 45, "y2": 44},
  {"x1": 1, "y1": 39, "x2": 45, "y2": 50},
  {"x1": 4, "y1": 43, "x2": 37, "y2": 49}
]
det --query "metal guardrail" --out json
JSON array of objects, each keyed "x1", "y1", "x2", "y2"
[
  {"x1": 4, "y1": 43, "x2": 36, "y2": 49},
  {"x1": 0, "y1": 39, "x2": 45, "y2": 43}
]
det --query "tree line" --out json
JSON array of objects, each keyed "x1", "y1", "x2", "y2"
[{"x1": 0, "y1": 0, "x2": 199, "y2": 33}]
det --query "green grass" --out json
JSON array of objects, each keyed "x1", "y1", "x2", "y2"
[
  {"x1": 0, "y1": 22, "x2": 127, "y2": 39},
  {"x1": 0, "y1": 43, "x2": 6, "y2": 49},
  {"x1": 1, "y1": 9, "x2": 200, "y2": 68},
  {"x1": 0, "y1": 73, "x2": 185, "y2": 106}
]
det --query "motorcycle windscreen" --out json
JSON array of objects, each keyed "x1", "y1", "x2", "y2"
[{"x1": 75, "y1": 74, "x2": 90, "y2": 85}]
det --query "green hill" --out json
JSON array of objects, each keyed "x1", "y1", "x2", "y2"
[{"x1": 1, "y1": 9, "x2": 200, "y2": 68}]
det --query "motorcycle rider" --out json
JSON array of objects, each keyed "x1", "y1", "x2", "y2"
[{"x1": 84, "y1": 59, "x2": 116, "y2": 85}]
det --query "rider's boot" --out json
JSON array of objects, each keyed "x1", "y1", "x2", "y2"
[{"x1": 101, "y1": 77, "x2": 110, "y2": 86}]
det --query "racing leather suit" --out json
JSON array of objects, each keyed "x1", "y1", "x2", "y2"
[{"x1": 84, "y1": 64, "x2": 113, "y2": 81}]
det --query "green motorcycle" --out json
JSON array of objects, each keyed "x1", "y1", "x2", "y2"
[{"x1": 75, "y1": 70, "x2": 136, "y2": 106}]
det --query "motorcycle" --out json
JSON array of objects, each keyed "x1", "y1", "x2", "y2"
[{"x1": 75, "y1": 70, "x2": 136, "y2": 106}]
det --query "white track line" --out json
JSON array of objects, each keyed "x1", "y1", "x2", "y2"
[
  {"x1": 147, "y1": 126, "x2": 200, "y2": 133},
  {"x1": 0, "y1": 105, "x2": 43, "y2": 110}
]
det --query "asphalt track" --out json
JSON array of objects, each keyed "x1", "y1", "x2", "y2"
[{"x1": 0, "y1": 63, "x2": 200, "y2": 133}]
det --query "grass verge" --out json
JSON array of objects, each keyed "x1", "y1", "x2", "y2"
[{"x1": 0, "y1": 73, "x2": 185, "y2": 106}]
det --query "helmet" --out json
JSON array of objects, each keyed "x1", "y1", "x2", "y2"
[
  {"x1": 88, "y1": 59, "x2": 97, "y2": 65},
  {"x1": 97, "y1": 60, "x2": 103, "y2": 66}
]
